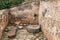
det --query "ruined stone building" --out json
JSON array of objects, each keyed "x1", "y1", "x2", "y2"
[{"x1": 0, "y1": 0, "x2": 60, "y2": 40}]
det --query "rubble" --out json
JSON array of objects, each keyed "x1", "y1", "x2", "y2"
[
  {"x1": 1, "y1": 25, "x2": 47, "y2": 40},
  {"x1": 0, "y1": 0, "x2": 49, "y2": 40}
]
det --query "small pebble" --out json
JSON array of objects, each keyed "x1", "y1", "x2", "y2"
[
  {"x1": 36, "y1": 38, "x2": 39, "y2": 40},
  {"x1": 18, "y1": 26, "x2": 23, "y2": 29}
]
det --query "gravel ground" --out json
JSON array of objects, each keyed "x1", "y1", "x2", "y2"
[{"x1": 1, "y1": 26, "x2": 47, "y2": 40}]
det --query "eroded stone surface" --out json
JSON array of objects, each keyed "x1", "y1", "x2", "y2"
[
  {"x1": 0, "y1": 9, "x2": 8, "y2": 39},
  {"x1": 39, "y1": 1, "x2": 60, "y2": 40},
  {"x1": 9, "y1": 1, "x2": 39, "y2": 25}
]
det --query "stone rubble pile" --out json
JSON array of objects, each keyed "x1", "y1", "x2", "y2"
[
  {"x1": 1, "y1": 0, "x2": 60, "y2": 40},
  {"x1": 0, "y1": 1, "x2": 40, "y2": 40},
  {"x1": 1, "y1": 25, "x2": 47, "y2": 40}
]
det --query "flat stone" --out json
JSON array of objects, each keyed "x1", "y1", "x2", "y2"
[{"x1": 26, "y1": 25, "x2": 40, "y2": 33}]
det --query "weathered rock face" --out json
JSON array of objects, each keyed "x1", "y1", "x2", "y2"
[
  {"x1": 0, "y1": 9, "x2": 8, "y2": 39},
  {"x1": 9, "y1": 1, "x2": 39, "y2": 25},
  {"x1": 39, "y1": 1, "x2": 60, "y2": 40}
]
